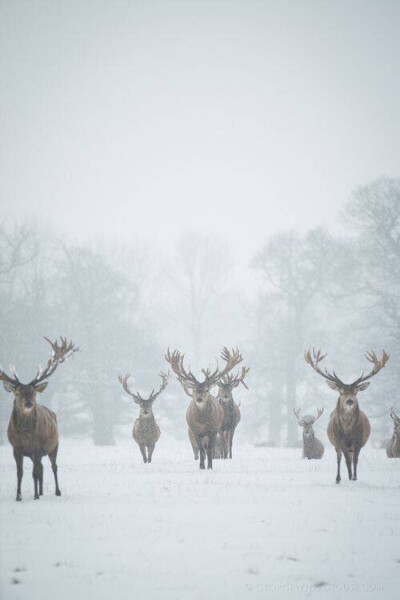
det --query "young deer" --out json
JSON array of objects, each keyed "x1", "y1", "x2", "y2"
[
  {"x1": 118, "y1": 371, "x2": 169, "y2": 463},
  {"x1": 386, "y1": 408, "x2": 400, "y2": 458},
  {"x1": 305, "y1": 348, "x2": 389, "y2": 483},
  {"x1": 217, "y1": 364, "x2": 250, "y2": 459},
  {"x1": 0, "y1": 337, "x2": 78, "y2": 501},
  {"x1": 293, "y1": 407, "x2": 324, "y2": 459},
  {"x1": 166, "y1": 347, "x2": 242, "y2": 470}
]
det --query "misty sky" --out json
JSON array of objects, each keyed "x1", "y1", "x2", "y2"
[{"x1": 1, "y1": 0, "x2": 399, "y2": 257}]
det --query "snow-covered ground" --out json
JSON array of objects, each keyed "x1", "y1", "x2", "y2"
[{"x1": 0, "y1": 435, "x2": 399, "y2": 600}]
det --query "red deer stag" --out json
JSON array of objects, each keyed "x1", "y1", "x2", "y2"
[
  {"x1": 118, "y1": 371, "x2": 169, "y2": 463},
  {"x1": 1, "y1": 337, "x2": 78, "y2": 501},
  {"x1": 217, "y1": 365, "x2": 250, "y2": 459},
  {"x1": 293, "y1": 407, "x2": 325, "y2": 459},
  {"x1": 166, "y1": 347, "x2": 243, "y2": 470},
  {"x1": 386, "y1": 408, "x2": 400, "y2": 458},
  {"x1": 305, "y1": 348, "x2": 389, "y2": 483}
]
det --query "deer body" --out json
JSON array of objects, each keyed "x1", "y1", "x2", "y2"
[
  {"x1": 386, "y1": 408, "x2": 400, "y2": 458},
  {"x1": 219, "y1": 400, "x2": 241, "y2": 459},
  {"x1": 8, "y1": 403, "x2": 59, "y2": 458},
  {"x1": 119, "y1": 371, "x2": 168, "y2": 464},
  {"x1": 132, "y1": 410, "x2": 161, "y2": 463},
  {"x1": 217, "y1": 365, "x2": 249, "y2": 459},
  {"x1": 305, "y1": 348, "x2": 388, "y2": 483},
  {"x1": 1, "y1": 337, "x2": 77, "y2": 501}
]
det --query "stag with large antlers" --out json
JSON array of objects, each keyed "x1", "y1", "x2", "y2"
[
  {"x1": 305, "y1": 348, "x2": 389, "y2": 483},
  {"x1": 216, "y1": 364, "x2": 250, "y2": 459},
  {"x1": 1, "y1": 337, "x2": 78, "y2": 500},
  {"x1": 166, "y1": 347, "x2": 242, "y2": 469},
  {"x1": 293, "y1": 407, "x2": 324, "y2": 459},
  {"x1": 118, "y1": 371, "x2": 169, "y2": 463},
  {"x1": 386, "y1": 408, "x2": 400, "y2": 458}
]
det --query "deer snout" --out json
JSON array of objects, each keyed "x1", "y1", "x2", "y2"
[
  {"x1": 346, "y1": 399, "x2": 354, "y2": 407},
  {"x1": 196, "y1": 397, "x2": 203, "y2": 403}
]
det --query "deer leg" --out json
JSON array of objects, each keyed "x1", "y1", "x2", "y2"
[
  {"x1": 147, "y1": 443, "x2": 155, "y2": 463},
  {"x1": 344, "y1": 450, "x2": 353, "y2": 480},
  {"x1": 13, "y1": 449, "x2": 23, "y2": 501},
  {"x1": 207, "y1": 434, "x2": 216, "y2": 469},
  {"x1": 352, "y1": 447, "x2": 361, "y2": 481},
  {"x1": 335, "y1": 449, "x2": 342, "y2": 484},
  {"x1": 197, "y1": 436, "x2": 206, "y2": 470},
  {"x1": 229, "y1": 428, "x2": 235, "y2": 459},
  {"x1": 48, "y1": 444, "x2": 61, "y2": 496},
  {"x1": 138, "y1": 444, "x2": 148, "y2": 463},
  {"x1": 32, "y1": 457, "x2": 42, "y2": 500},
  {"x1": 38, "y1": 462, "x2": 44, "y2": 495}
]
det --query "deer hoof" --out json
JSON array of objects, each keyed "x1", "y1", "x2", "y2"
[
  {"x1": 16, "y1": 494, "x2": 22, "y2": 502},
  {"x1": 56, "y1": 489, "x2": 61, "y2": 496},
  {"x1": 352, "y1": 476, "x2": 357, "y2": 481},
  {"x1": 336, "y1": 477, "x2": 341, "y2": 484},
  {"x1": 200, "y1": 463, "x2": 205, "y2": 470},
  {"x1": 34, "y1": 494, "x2": 40, "y2": 500}
]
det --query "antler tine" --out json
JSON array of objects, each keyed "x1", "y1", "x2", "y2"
[
  {"x1": 352, "y1": 350, "x2": 390, "y2": 386},
  {"x1": 0, "y1": 364, "x2": 20, "y2": 386},
  {"x1": 30, "y1": 336, "x2": 78, "y2": 385},
  {"x1": 304, "y1": 347, "x2": 344, "y2": 386},
  {"x1": 217, "y1": 346, "x2": 243, "y2": 379},
  {"x1": 118, "y1": 373, "x2": 142, "y2": 404},
  {"x1": 390, "y1": 407, "x2": 400, "y2": 423}
]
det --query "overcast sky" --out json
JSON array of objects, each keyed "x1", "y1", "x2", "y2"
[{"x1": 1, "y1": 0, "x2": 399, "y2": 258}]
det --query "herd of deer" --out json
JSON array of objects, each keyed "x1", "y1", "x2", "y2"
[{"x1": 0, "y1": 337, "x2": 399, "y2": 501}]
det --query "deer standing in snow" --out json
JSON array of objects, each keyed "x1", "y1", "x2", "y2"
[
  {"x1": 166, "y1": 347, "x2": 242, "y2": 469},
  {"x1": 305, "y1": 348, "x2": 389, "y2": 483},
  {"x1": 1, "y1": 337, "x2": 78, "y2": 501},
  {"x1": 386, "y1": 408, "x2": 400, "y2": 458},
  {"x1": 217, "y1": 365, "x2": 250, "y2": 459},
  {"x1": 118, "y1": 371, "x2": 169, "y2": 463},
  {"x1": 293, "y1": 407, "x2": 324, "y2": 459}
]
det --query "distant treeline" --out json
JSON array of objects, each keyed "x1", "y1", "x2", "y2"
[{"x1": 0, "y1": 176, "x2": 399, "y2": 446}]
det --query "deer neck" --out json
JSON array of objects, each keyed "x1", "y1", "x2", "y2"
[{"x1": 13, "y1": 404, "x2": 37, "y2": 432}]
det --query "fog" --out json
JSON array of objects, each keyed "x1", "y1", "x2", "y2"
[{"x1": 1, "y1": 1, "x2": 400, "y2": 447}]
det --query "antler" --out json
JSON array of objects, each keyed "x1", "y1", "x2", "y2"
[
  {"x1": 119, "y1": 371, "x2": 170, "y2": 404},
  {"x1": 294, "y1": 406, "x2": 324, "y2": 425},
  {"x1": 149, "y1": 371, "x2": 170, "y2": 401},
  {"x1": 351, "y1": 350, "x2": 390, "y2": 386},
  {"x1": 390, "y1": 407, "x2": 400, "y2": 423},
  {"x1": 293, "y1": 408, "x2": 305, "y2": 426},
  {"x1": 30, "y1": 336, "x2": 78, "y2": 385},
  {"x1": 304, "y1": 348, "x2": 345, "y2": 387},
  {"x1": 220, "y1": 366, "x2": 250, "y2": 389},
  {"x1": 165, "y1": 349, "x2": 200, "y2": 389},
  {"x1": 118, "y1": 373, "x2": 144, "y2": 404}
]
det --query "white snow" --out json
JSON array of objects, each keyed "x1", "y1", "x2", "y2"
[{"x1": 0, "y1": 436, "x2": 399, "y2": 600}]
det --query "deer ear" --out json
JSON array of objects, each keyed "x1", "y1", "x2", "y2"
[
  {"x1": 326, "y1": 380, "x2": 340, "y2": 391},
  {"x1": 35, "y1": 382, "x2": 48, "y2": 393},
  {"x1": 357, "y1": 382, "x2": 370, "y2": 391},
  {"x1": 3, "y1": 381, "x2": 15, "y2": 393}
]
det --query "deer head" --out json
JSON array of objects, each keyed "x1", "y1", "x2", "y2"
[
  {"x1": 293, "y1": 407, "x2": 324, "y2": 439},
  {"x1": 217, "y1": 364, "x2": 250, "y2": 405},
  {"x1": 0, "y1": 337, "x2": 78, "y2": 415},
  {"x1": 304, "y1": 348, "x2": 389, "y2": 414},
  {"x1": 118, "y1": 371, "x2": 169, "y2": 419},
  {"x1": 166, "y1": 347, "x2": 243, "y2": 411},
  {"x1": 390, "y1": 407, "x2": 400, "y2": 435}
]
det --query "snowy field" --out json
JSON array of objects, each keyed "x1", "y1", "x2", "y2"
[{"x1": 0, "y1": 436, "x2": 399, "y2": 600}]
